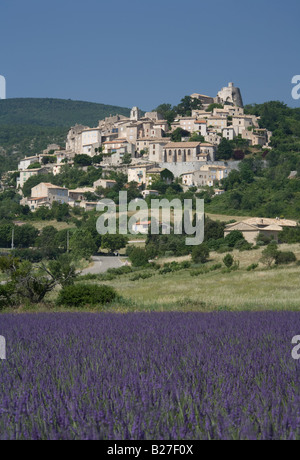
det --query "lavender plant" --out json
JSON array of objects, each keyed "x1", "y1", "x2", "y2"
[{"x1": 0, "y1": 312, "x2": 299, "y2": 440}]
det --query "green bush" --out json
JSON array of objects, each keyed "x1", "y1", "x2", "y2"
[
  {"x1": 107, "y1": 265, "x2": 132, "y2": 275},
  {"x1": 180, "y1": 261, "x2": 191, "y2": 269},
  {"x1": 217, "y1": 245, "x2": 233, "y2": 254},
  {"x1": 224, "y1": 230, "x2": 245, "y2": 248},
  {"x1": 247, "y1": 263, "x2": 259, "y2": 271},
  {"x1": 128, "y1": 248, "x2": 149, "y2": 267},
  {"x1": 210, "y1": 263, "x2": 222, "y2": 271},
  {"x1": 275, "y1": 251, "x2": 297, "y2": 265},
  {"x1": 159, "y1": 266, "x2": 173, "y2": 275},
  {"x1": 192, "y1": 244, "x2": 209, "y2": 264},
  {"x1": 12, "y1": 248, "x2": 44, "y2": 262},
  {"x1": 130, "y1": 272, "x2": 153, "y2": 281},
  {"x1": 57, "y1": 283, "x2": 117, "y2": 307},
  {"x1": 190, "y1": 267, "x2": 210, "y2": 276},
  {"x1": 223, "y1": 253, "x2": 234, "y2": 268},
  {"x1": 234, "y1": 239, "x2": 253, "y2": 251}
]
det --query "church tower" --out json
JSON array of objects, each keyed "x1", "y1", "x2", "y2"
[{"x1": 130, "y1": 106, "x2": 141, "y2": 121}]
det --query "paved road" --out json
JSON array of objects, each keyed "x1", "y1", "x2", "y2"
[{"x1": 81, "y1": 256, "x2": 126, "y2": 275}]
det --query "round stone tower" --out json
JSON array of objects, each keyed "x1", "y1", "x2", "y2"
[{"x1": 217, "y1": 82, "x2": 243, "y2": 107}]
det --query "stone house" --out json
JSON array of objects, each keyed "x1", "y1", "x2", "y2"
[
  {"x1": 224, "y1": 218, "x2": 297, "y2": 244},
  {"x1": 23, "y1": 183, "x2": 69, "y2": 211}
]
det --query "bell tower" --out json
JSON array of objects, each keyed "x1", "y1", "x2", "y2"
[{"x1": 130, "y1": 106, "x2": 141, "y2": 121}]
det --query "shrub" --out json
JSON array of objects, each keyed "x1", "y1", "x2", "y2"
[
  {"x1": 128, "y1": 248, "x2": 149, "y2": 267},
  {"x1": 260, "y1": 243, "x2": 279, "y2": 268},
  {"x1": 57, "y1": 284, "x2": 117, "y2": 307},
  {"x1": 275, "y1": 251, "x2": 297, "y2": 265},
  {"x1": 223, "y1": 253, "x2": 234, "y2": 268},
  {"x1": 247, "y1": 263, "x2": 259, "y2": 271},
  {"x1": 210, "y1": 263, "x2": 222, "y2": 271},
  {"x1": 159, "y1": 267, "x2": 173, "y2": 275},
  {"x1": 130, "y1": 273, "x2": 153, "y2": 281},
  {"x1": 190, "y1": 267, "x2": 210, "y2": 276},
  {"x1": 234, "y1": 240, "x2": 253, "y2": 251},
  {"x1": 192, "y1": 244, "x2": 209, "y2": 264},
  {"x1": 256, "y1": 233, "x2": 274, "y2": 246},
  {"x1": 180, "y1": 261, "x2": 191, "y2": 269},
  {"x1": 224, "y1": 230, "x2": 245, "y2": 248},
  {"x1": 12, "y1": 248, "x2": 44, "y2": 263},
  {"x1": 217, "y1": 245, "x2": 233, "y2": 254},
  {"x1": 107, "y1": 265, "x2": 132, "y2": 276}
]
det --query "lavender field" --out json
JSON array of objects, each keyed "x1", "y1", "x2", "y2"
[{"x1": 0, "y1": 312, "x2": 300, "y2": 440}]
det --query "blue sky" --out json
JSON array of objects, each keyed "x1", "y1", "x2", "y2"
[{"x1": 1, "y1": 0, "x2": 300, "y2": 110}]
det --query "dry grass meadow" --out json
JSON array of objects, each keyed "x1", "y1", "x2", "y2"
[{"x1": 99, "y1": 243, "x2": 300, "y2": 312}]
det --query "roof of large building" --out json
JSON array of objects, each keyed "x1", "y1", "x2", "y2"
[
  {"x1": 69, "y1": 187, "x2": 95, "y2": 194},
  {"x1": 225, "y1": 217, "x2": 297, "y2": 230},
  {"x1": 103, "y1": 138, "x2": 128, "y2": 144},
  {"x1": 164, "y1": 142, "x2": 201, "y2": 148},
  {"x1": 34, "y1": 183, "x2": 68, "y2": 190}
]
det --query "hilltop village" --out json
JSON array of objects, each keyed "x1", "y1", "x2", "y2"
[{"x1": 6, "y1": 83, "x2": 271, "y2": 213}]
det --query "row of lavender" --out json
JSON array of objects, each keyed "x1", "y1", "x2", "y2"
[{"x1": 0, "y1": 312, "x2": 299, "y2": 440}]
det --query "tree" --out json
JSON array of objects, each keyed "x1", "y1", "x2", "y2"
[
  {"x1": 35, "y1": 225, "x2": 59, "y2": 258},
  {"x1": 101, "y1": 234, "x2": 128, "y2": 254},
  {"x1": 223, "y1": 253, "x2": 234, "y2": 268},
  {"x1": 0, "y1": 255, "x2": 77, "y2": 305},
  {"x1": 122, "y1": 153, "x2": 132, "y2": 164},
  {"x1": 206, "y1": 103, "x2": 223, "y2": 112},
  {"x1": 175, "y1": 96, "x2": 202, "y2": 117},
  {"x1": 216, "y1": 138, "x2": 233, "y2": 160},
  {"x1": 74, "y1": 154, "x2": 93, "y2": 167},
  {"x1": 42, "y1": 156, "x2": 57, "y2": 165},
  {"x1": 192, "y1": 244, "x2": 209, "y2": 264},
  {"x1": 189, "y1": 133, "x2": 205, "y2": 142},
  {"x1": 128, "y1": 247, "x2": 149, "y2": 267},
  {"x1": 224, "y1": 230, "x2": 244, "y2": 248},
  {"x1": 154, "y1": 103, "x2": 176, "y2": 124},
  {"x1": 160, "y1": 168, "x2": 174, "y2": 182},
  {"x1": 28, "y1": 162, "x2": 41, "y2": 169},
  {"x1": 260, "y1": 243, "x2": 279, "y2": 268},
  {"x1": 92, "y1": 154, "x2": 103, "y2": 164},
  {"x1": 14, "y1": 224, "x2": 39, "y2": 248},
  {"x1": 69, "y1": 229, "x2": 97, "y2": 260},
  {"x1": 171, "y1": 128, "x2": 190, "y2": 142}
]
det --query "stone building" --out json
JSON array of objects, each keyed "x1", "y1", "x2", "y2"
[
  {"x1": 224, "y1": 218, "x2": 297, "y2": 244},
  {"x1": 216, "y1": 82, "x2": 243, "y2": 107}
]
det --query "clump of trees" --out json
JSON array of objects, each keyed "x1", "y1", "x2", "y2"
[
  {"x1": 0, "y1": 254, "x2": 77, "y2": 307},
  {"x1": 260, "y1": 242, "x2": 297, "y2": 267}
]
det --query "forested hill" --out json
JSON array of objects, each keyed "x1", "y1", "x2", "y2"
[
  {"x1": 0, "y1": 98, "x2": 131, "y2": 173},
  {"x1": 0, "y1": 98, "x2": 131, "y2": 127}
]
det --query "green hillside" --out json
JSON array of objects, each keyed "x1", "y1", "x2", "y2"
[
  {"x1": 0, "y1": 98, "x2": 131, "y2": 174},
  {"x1": 0, "y1": 98, "x2": 131, "y2": 127}
]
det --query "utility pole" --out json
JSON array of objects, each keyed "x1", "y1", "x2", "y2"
[
  {"x1": 67, "y1": 230, "x2": 69, "y2": 253},
  {"x1": 11, "y1": 228, "x2": 14, "y2": 250}
]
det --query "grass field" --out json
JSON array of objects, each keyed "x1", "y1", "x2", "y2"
[
  {"x1": 30, "y1": 220, "x2": 77, "y2": 231},
  {"x1": 95, "y1": 243, "x2": 300, "y2": 312}
]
